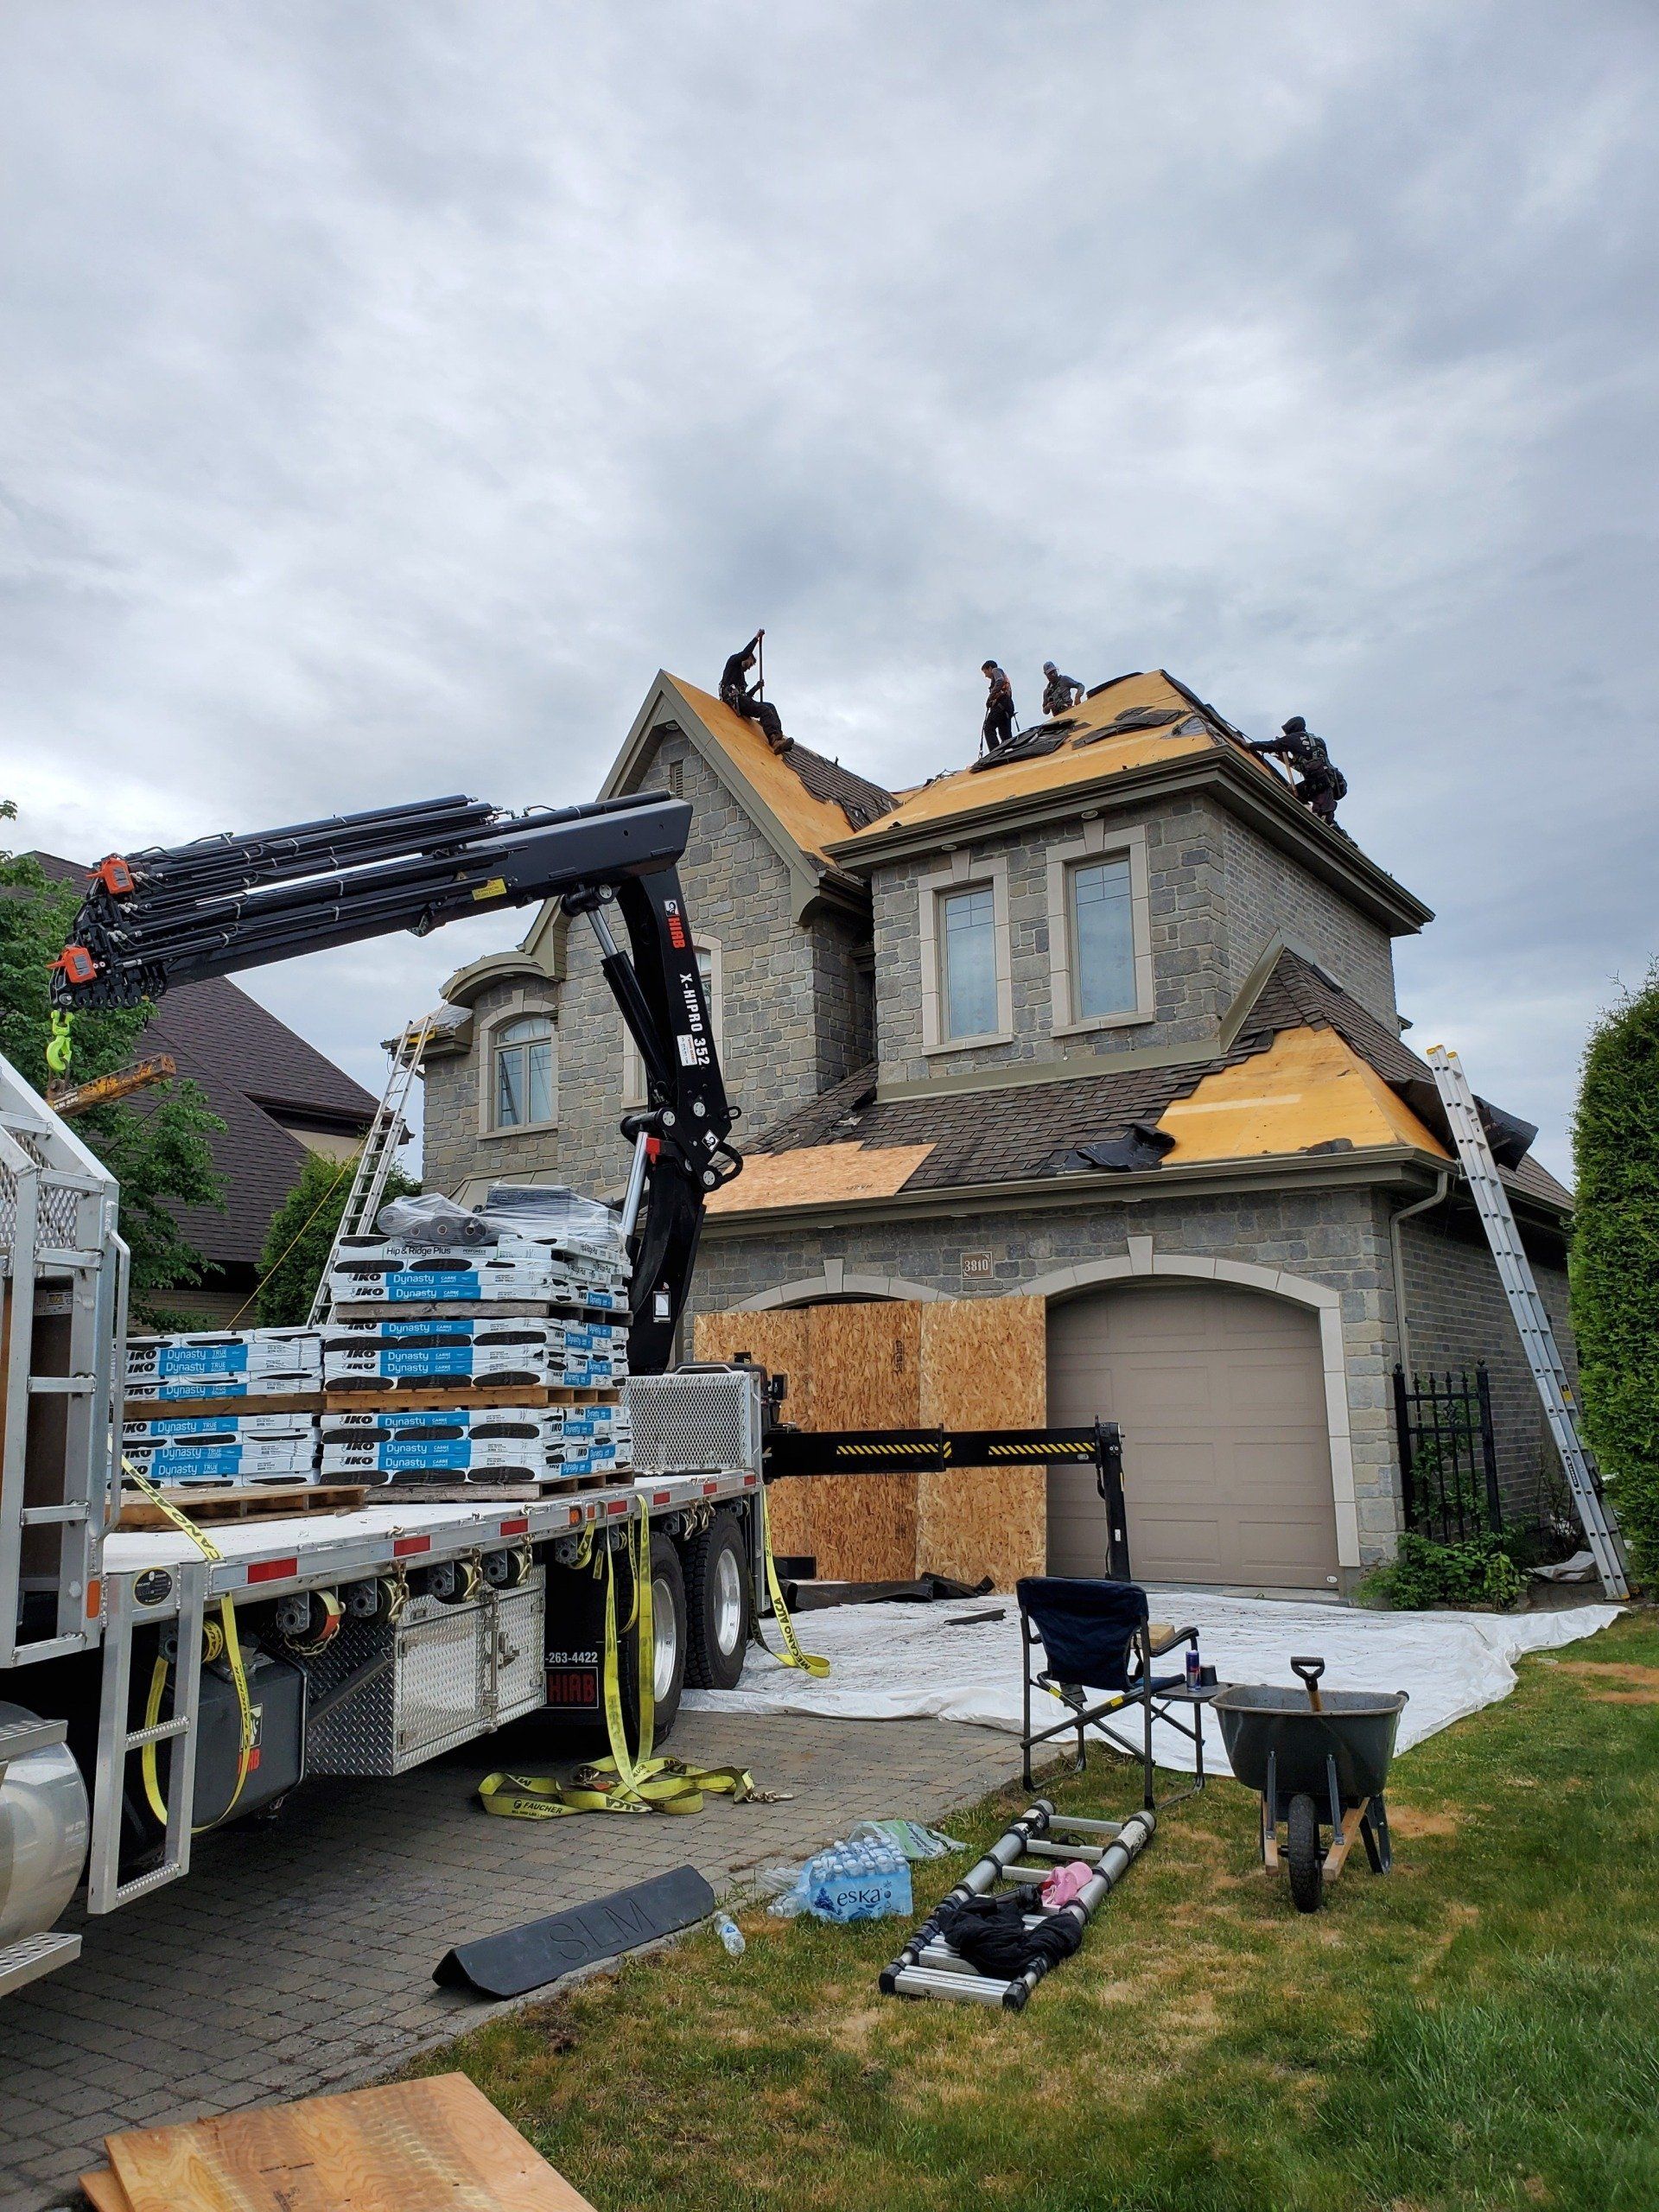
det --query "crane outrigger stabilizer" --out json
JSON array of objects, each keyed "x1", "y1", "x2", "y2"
[{"x1": 48, "y1": 790, "x2": 741, "y2": 1371}]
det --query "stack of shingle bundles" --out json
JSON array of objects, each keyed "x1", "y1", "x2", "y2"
[
  {"x1": 318, "y1": 1399, "x2": 631, "y2": 1485},
  {"x1": 121, "y1": 1328, "x2": 324, "y2": 1487}
]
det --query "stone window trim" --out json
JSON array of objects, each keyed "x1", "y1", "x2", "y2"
[
  {"x1": 918, "y1": 849, "x2": 1014, "y2": 1056},
  {"x1": 623, "y1": 934, "x2": 724, "y2": 1109},
  {"x1": 477, "y1": 993, "x2": 558, "y2": 1141},
  {"x1": 1046, "y1": 817, "x2": 1154, "y2": 1035}
]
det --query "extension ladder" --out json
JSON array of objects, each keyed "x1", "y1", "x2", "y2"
[
  {"x1": 1427, "y1": 1045, "x2": 1628, "y2": 1599},
  {"x1": 307, "y1": 1015, "x2": 433, "y2": 1325}
]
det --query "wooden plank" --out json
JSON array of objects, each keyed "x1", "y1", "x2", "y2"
[
  {"x1": 106, "y1": 2072, "x2": 596, "y2": 2212},
  {"x1": 115, "y1": 1484, "x2": 367, "y2": 1532},
  {"x1": 78, "y1": 2171, "x2": 132, "y2": 2212},
  {"x1": 918, "y1": 1297, "x2": 1046, "y2": 1589},
  {"x1": 797, "y1": 1302, "x2": 919, "y2": 1580}
]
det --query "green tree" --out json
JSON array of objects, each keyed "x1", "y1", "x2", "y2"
[
  {"x1": 1572, "y1": 963, "x2": 1659, "y2": 1581},
  {"x1": 0, "y1": 830, "x2": 226, "y2": 1319},
  {"x1": 256, "y1": 1149, "x2": 417, "y2": 1325}
]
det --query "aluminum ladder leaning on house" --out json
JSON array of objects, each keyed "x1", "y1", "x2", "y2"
[
  {"x1": 1426, "y1": 1044, "x2": 1629, "y2": 1600},
  {"x1": 306, "y1": 1015, "x2": 434, "y2": 1327}
]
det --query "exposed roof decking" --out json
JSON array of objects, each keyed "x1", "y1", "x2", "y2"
[{"x1": 664, "y1": 677, "x2": 896, "y2": 862}]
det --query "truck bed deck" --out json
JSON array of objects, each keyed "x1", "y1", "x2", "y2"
[{"x1": 100, "y1": 1467, "x2": 760, "y2": 1607}]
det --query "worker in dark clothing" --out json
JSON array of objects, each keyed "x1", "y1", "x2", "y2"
[
  {"x1": 981, "y1": 660, "x2": 1016, "y2": 750},
  {"x1": 1041, "y1": 662, "x2": 1085, "y2": 717},
  {"x1": 719, "y1": 631, "x2": 790, "y2": 753},
  {"x1": 1247, "y1": 716, "x2": 1348, "y2": 825}
]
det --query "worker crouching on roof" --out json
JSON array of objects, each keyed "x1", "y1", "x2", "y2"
[
  {"x1": 1246, "y1": 716, "x2": 1349, "y2": 826},
  {"x1": 1041, "y1": 662, "x2": 1085, "y2": 717},
  {"x1": 720, "y1": 631, "x2": 791, "y2": 753},
  {"x1": 981, "y1": 661, "x2": 1015, "y2": 750}
]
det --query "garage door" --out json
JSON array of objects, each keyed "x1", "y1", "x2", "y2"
[{"x1": 1046, "y1": 1283, "x2": 1339, "y2": 1588}]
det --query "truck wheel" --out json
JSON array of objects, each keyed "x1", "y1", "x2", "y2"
[
  {"x1": 1287, "y1": 1793, "x2": 1324, "y2": 1913},
  {"x1": 619, "y1": 1531, "x2": 686, "y2": 1749},
  {"x1": 684, "y1": 1513, "x2": 753, "y2": 1689}
]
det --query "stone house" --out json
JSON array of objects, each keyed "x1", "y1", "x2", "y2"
[{"x1": 420, "y1": 667, "x2": 1573, "y2": 1591}]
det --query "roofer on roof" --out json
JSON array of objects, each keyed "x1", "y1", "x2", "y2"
[
  {"x1": 981, "y1": 661, "x2": 1015, "y2": 751},
  {"x1": 720, "y1": 630, "x2": 791, "y2": 753},
  {"x1": 1041, "y1": 662, "x2": 1085, "y2": 717},
  {"x1": 1246, "y1": 716, "x2": 1349, "y2": 827}
]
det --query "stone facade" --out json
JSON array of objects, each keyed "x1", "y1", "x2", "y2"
[
  {"x1": 1400, "y1": 1209, "x2": 1573, "y2": 1526},
  {"x1": 1218, "y1": 809, "x2": 1397, "y2": 1023},
  {"x1": 421, "y1": 722, "x2": 873, "y2": 1201}
]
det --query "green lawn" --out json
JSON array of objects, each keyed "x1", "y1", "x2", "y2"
[{"x1": 410, "y1": 1612, "x2": 1659, "y2": 2212}]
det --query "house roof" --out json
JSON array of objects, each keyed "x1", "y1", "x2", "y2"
[
  {"x1": 706, "y1": 946, "x2": 1571, "y2": 1221},
  {"x1": 830, "y1": 668, "x2": 1274, "y2": 842},
  {"x1": 29, "y1": 853, "x2": 378, "y2": 1268},
  {"x1": 660, "y1": 677, "x2": 896, "y2": 861}
]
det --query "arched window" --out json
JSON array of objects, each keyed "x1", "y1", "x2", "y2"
[{"x1": 492, "y1": 1014, "x2": 555, "y2": 1129}]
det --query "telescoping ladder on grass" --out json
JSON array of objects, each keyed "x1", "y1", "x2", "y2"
[
  {"x1": 307, "y1": 1015, "x2": 434, "y2": 1327},
  {"x1": 1427, "y1": 1044, "x2": 1628, "y2": 1599}
]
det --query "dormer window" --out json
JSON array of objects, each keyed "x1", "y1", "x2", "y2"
[
  {"x1": 1069, "y1": 856, "x2": 1135, "y2": 1019},
  {"x1": 1047, "y1": 821, "x2": 1154, "y2": 1034}
]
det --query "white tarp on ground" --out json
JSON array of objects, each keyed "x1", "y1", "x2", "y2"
[{"x1": 685, "y1": 1592, "x2": 1621, "y2": 1774}]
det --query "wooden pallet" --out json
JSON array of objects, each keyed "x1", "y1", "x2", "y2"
[
  {"x1": 93, "y1": 2070, "x2": 595, "y2": 2210},
  {"x1": 322, "y1": 1381, "x2": 622, "y2": 1411},
  {"x1": 122, "y1": 1390, "x2": 326, "y2": 1421},
  {"x1": 116, "y1": 1482, "x2": 367, "y2": 1531}
]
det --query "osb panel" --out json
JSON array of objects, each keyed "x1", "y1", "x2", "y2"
[
  {"x1": 704, "y1": 1141, "x2": 934, "y2": 1214},
  {"x1": 694, "y1": 1309, "x2": 816, "y2": 1560},
  {"x1": 918, "y1": 1296, "x2": 1046, "y2": 1589},
  {"x1": 800, "y1": 1302, "x2": 920, "y2": 1581},
  {"x1": 693, "y1": 1303, "x2": 920, "y2": 1580}
]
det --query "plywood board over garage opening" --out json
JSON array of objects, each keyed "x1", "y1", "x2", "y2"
[{"x1": 696, "y1": 1296, "x2": 1046, "y2": 1589}]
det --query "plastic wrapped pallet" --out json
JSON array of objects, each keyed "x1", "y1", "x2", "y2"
[
  {"x1": 319, "y1": 1401, "x2": 630, "y2": 1483},
  {"x1": 321, "y1": 1315, "x2": 628, "y2": 1390},
  {"x1": 327, "y1": 1236, "x2": 627, "y2": 1314},
  {"x1": 122, "y1": 1426, "x2": 321, "y2": 1484}
]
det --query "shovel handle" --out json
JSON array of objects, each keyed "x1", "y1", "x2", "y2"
[{"x1": 1290, "y1": 1656, "x2": 1325, "y2": 1711}]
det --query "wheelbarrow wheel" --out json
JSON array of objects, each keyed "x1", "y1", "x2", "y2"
[{"x1": 1287, "y1": 1793, "x2": 1324, "y2": 1913}]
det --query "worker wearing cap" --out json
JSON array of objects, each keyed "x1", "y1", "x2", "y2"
[
  {"x1": 1041, "y1": 663, "x2": 1085, "y2": 717},
  {"x1": 1246, "y1": 716, "x2": 1348, "y2": 825},
  {"x1": 720, "y1": 632, "x2": 790, "y2": 753},
  {"x1": 981, "y1": 661, "x2": 1016, "y2": 751}
]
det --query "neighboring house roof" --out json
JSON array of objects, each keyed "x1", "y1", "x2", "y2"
[
  {"x1": 706, "y1": 947, "x2": 1571, "y2": 1221},
  {"x1": 28, "y1": 853, "x2": 378, "y2": 1268}
]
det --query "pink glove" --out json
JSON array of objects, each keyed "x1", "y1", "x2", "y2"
[{"x1": 1039, "y1": 1859, "x2": 1095, "y2": 1910}]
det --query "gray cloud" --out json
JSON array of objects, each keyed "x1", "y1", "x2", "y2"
[{"x1": 4, "y1": 0, "x2": 1655, "y2": 1174}]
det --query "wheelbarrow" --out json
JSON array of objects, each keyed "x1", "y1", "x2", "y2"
[{"x1": 1212, "y1": 1657, "x2": 1408, "y2": 1912}]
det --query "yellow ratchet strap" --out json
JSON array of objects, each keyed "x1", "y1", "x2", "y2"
[
  {"x1": 124, "y1": 1459, "x2": 256, "y2": 1832},
  {"x1": 753, "y1": 1484, "x2": 830, "y2": 1678}
]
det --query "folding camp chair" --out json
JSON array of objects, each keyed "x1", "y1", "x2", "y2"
[{"x1": 1017, "y1": 1576, "x2": 1209, "y2": 1811}]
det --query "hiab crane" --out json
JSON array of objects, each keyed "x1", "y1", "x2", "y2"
[{"x1": 0, "y1": 786, "x2": 771, "y2": 2002}]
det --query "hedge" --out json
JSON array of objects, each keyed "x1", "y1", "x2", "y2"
[{"x1": 1571, "y1": 963, "x2": 1659, "y2": 1581}]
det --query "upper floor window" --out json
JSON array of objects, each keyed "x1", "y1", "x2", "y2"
[
  {"x1": 940, "y1": 885, "x2": 1000, "y2": 1040},
  {"x1": 1068, "y1": 856, "x2": 1135, "y2": 1020},
  {"x1": 1046, "y1": 821, "x2": 1154, "y2": 1034},
  {"x1": 493, "y1": 1014, "x2": 555, "y2": 1129}
]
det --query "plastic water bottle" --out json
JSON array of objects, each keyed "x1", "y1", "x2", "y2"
[{"x1": 714, "y1": 1912, "x2": 746, "y2": 1958}]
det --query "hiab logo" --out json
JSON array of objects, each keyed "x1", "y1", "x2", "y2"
[{"x1": 665, "y1": 902, "x2": 689, "y2": 950}]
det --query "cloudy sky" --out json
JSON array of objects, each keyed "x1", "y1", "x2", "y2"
[{"x1": 4, "y1": 2, "x2": 1655, "y2": 1178}]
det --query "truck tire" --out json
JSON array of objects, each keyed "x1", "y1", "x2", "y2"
[{"x1": 683, "y1": 1512, "x2": 752, "y2": 1690}]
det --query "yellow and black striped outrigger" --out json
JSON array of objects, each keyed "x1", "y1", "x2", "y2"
[{"x1": 764, "y1": 1419, "x2": 1129, "y2": 1579}]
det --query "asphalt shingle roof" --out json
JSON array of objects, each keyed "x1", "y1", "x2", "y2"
[{"x1": 742, "y1": 947, "x2": 1572, "y2": 1215}]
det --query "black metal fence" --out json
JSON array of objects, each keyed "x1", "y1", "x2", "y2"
[{"x1": 1392, "y1": 1365, "x2": 1503, "y2": 1540}]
